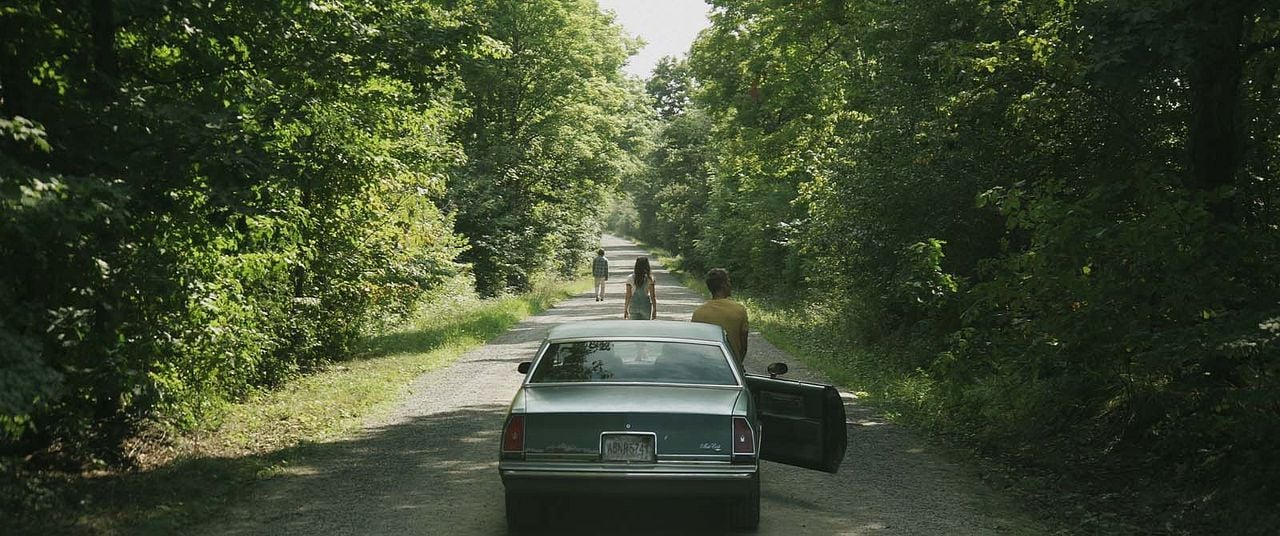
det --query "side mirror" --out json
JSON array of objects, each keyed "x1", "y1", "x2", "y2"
[
  {"x1": 767, "y1": 362, "x2": 788, "y2": 378},
  {"x1": 517, "y1": 362, "x2": 531, "y2": 374}
]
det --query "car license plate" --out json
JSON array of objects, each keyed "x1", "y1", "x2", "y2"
[{"x1": 601, "y1": 433, "x2": 655, "y2": 463}]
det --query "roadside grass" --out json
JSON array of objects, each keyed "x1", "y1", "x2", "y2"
[
  {"x1": 641, "y1": 240, "x2": 1140, "y2": 534},
  {"x1": 736, "y1": 305, "x2": 943, "y2": 424},
  {"x1": 741, "y1": 307, "x2": 1175, "y2": 534},
  {"x1": 646, "y1": 242, "x2": 932, "y2": 419},
  {"x1": 9, "y1": 277, "x2": 588, "y2": 535}
]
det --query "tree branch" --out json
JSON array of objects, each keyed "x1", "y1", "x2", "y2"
[{"x1": 803, "y1": 35, "x2": 842, "y2": 76}]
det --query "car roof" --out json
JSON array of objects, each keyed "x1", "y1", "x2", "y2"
[{"x1": 546, "y1": 320, "x2": 726, "y2": 342}]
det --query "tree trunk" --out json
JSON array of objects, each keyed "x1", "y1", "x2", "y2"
[
  {"x1": 0, "y1": 10, "x2": 26, "y2": 116},
  {"x1": 1185, "y1": 1, "x2": 1259, "y2": 206},
  {"x1": 90, "y1": 0, "x2": 118, "y2": 98}
]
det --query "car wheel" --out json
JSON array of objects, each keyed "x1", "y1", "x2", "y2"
[
  {"x1": 727, "y1": 475, "x2": 760, "y2": 530},
  {"x1": 505, "y1": 490, "x2": 544, "y2": 530}
]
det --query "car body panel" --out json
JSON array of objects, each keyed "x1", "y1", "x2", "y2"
[
  {"x1": 501, "y1": 459, "x2": 757, "y2": 496},
  {"x1": 522, "y1": 383, "x2": 742, "y2": 415},
  {"x1": 500, "y1": 320, "x2": 845, "y2": 528},
  {"x1": 502, "y1": 459, "x2": 759, "y2": 528},
  {"x1": 745, "y1": 373, "x2": 848, "y2": 473},
  {"x1": 522, "y1": 384, "x2": 744, "y2": 457}
]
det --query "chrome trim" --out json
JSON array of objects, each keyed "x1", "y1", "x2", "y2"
[
  {"x1": 500, "y1": 459, "x2": 756, "y2": 475},
  {"x1": 657, "y1": 454, "x2": 730, "y2": 461},
  {"x1": 525, "y1": 453, "x2": 729, "y2": 462},
  {"x1": 525, "y1": 381, "x2": 741, "y2": 390},
  {"x1": 524, "y1": 452, "x2": 732, "y2": 460},
  {"x1": 501, "y1": 470, "x2": 755, "y2": 481},
  {"x1": 545, "y1": 336, "x2": 727, "y2": 345}
]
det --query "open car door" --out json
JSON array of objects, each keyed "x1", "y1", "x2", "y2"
[{"x1": 744, "y1": 373, "x2": 847, "y2": 473}]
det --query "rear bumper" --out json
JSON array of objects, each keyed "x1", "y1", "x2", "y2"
[{"x1": 500, "y1": 461, "x2": 758, "y2": 496}]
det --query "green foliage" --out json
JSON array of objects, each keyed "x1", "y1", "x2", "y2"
[
  {"x1": 603, "y1": 193, "x2": 640, "y2": 238},
  {"x1": 619, "y1": 0, "x2": 1280, "y2": 531},
  {"x1": 448, "y1": 0, "x2": 647, "y2": 296},
  {"x1": 646, "y1": 56, "x2": 694, "y2": 120},
  {"x1": 1, "y1": 0, "x2": 632, "y2": 469},
  {"x1": 3, "y1": 275, "x2": 585, "y2": 533},
  {"x1": 625, "y1": 102, "x2": 713, "y2": 265}
]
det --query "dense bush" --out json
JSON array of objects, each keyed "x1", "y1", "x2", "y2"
[
  {"x1": 1, "y1": 0, "x2": 636, "y2": 464},
  {"x1": 621, "y1": 0, "x2": 1280, "y2": 531}
]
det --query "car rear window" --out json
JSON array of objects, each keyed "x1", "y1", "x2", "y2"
[{"x1": 529, "y1": 340, "x2": 737, "y2": 385}]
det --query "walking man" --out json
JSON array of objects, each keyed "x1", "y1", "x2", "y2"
[
  {"x1": 592, "y1": 248, "x2": 609, "y2": 301},
  {"x1": 692, "y1": 268, "x2": 749, "y2": 365}
]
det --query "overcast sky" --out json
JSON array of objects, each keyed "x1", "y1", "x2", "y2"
[{"x1": 597, "y1": 0, "x2": 712, "y2": 79}]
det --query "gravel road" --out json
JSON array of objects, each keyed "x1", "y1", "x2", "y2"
[{"x1": 196, "y1": 235, "x2": 1046, "y2": 535}]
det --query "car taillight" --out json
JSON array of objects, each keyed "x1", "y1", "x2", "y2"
[
  {"x1": 502, "y1": 415, "x2": 525, "y2": 456},
  {"x1": 732, "y1": 416, "x2": 755, "y2": 455}
]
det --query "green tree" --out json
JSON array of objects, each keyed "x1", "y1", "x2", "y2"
[
  {"x1": 621, "y1": 56, "x2": 712, "y2": 263},
  {"x1": 651, "y1": 0, "x2": 1280, "y2": 530},
  {"x1": 0, "y1": 0, "x2": 471, "y2": 458},
  {"x1": 449, "y1": 0, "x2": 643, "y2": 295},
  {"x1": 646, "y1": 55, "x2": 693, "y2": 120}
]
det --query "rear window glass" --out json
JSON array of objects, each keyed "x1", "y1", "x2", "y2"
[{"x1": 529, "y1": 340, "x2": 736, "y2": 385}]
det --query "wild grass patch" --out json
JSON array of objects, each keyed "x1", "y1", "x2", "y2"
[{"x1": 6, "y1": 277, "x2": 587, "y2": 535}]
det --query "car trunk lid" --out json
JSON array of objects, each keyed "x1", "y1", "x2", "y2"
[{"x1": 522, "y1": 384, "x2": 741, "y2": 458}]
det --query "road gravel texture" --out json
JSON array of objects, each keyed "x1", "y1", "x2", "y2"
[{"x1": 196, "y1": 235, "x2": 1046, "y2": 535}]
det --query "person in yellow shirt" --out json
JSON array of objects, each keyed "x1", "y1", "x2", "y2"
[{"x1": 691, "y1": 268, "x2": 748, "y2": 364}]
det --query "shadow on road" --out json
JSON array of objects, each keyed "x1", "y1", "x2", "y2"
[
  {"x1": 184, "y1": 235, "x2": 1036, "y2": 535},
  {"x1": 197, "y1": 403, "x2": 754, "y2": 535}
]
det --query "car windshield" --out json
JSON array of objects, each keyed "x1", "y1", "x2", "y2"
[{"x1": 529, "y1": 340, "x2": 736, "y2": 385}]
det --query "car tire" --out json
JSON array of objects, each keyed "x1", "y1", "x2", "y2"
[
  {"x1": 505, "y1": 490, "x2": 544, "y2": 531},
  {"x1": 727, "y1": 474, "x2": 761, "y2": 530}
]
